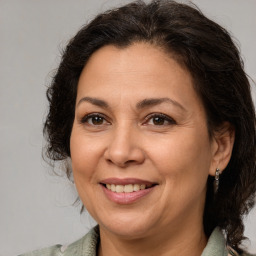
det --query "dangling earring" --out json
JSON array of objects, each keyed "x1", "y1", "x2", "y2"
[{"x1": 214, "y1": 168, "x2": 220, "y2": 193}]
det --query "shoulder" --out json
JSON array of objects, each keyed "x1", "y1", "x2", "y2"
[
  {"x1": 202, "y1": 227, "x2": 256, "y2": 256},
  {"x1": 241, "y1": 253, "x2": 256, "y2": 256},
  {"x1": 18, "y1": 244, "x2": 62, "y2": 256},
  {"x1": 19, "y1": 225, "x2": 100, "y2": 256}
]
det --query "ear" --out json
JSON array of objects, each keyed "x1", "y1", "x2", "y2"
[{"x1": 209, "y1": 122, "x2": 235, "y2": 176}]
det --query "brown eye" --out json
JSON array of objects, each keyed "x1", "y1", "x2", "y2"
[
  {"x1": 152, "y1": 116, "x2": 165, "y2": 125},
  {"x1": 146, "y1": 114, "x2": 176, "y2": 126},
  {"x1": 81, "y1": 114, "x2": 108, "y2": 126},
  {"x1": 90, "y1": 116, "x2": 104, "y2": 125}
]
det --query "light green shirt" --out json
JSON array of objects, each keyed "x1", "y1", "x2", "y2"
[{"x1": 19, "y1": 226, "x2": 254, "y2": 256}]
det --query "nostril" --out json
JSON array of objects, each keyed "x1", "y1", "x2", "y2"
[
  {"x1": 125, "y1": 160, "x2": 136, "y2": 164},
  {"x1": 106, "y1": 158, "x2": 135, "y2": 167}
]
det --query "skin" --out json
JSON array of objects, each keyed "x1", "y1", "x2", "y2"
[{"x1": 70, "y1": 43, "x2": 234, "y2": 256}]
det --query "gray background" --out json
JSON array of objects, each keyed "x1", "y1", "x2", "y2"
[{"x1": 0, "y1": 0, "x2": 255, "y2": 255}]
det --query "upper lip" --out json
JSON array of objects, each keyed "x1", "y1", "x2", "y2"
[{"x1": 100, "y1": 178, "x2": 157, "y2": 186}]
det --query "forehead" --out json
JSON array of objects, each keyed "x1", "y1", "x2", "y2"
[
  {"x1": 80, "y1": 43, "x2": 186, "y2": 79},
  {"x1": 76, "y1": 42, "x2": 202, "y2": 111}
]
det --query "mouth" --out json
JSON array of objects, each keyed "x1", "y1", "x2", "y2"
[
  {"x1": 99, "y1": 178, "x2": 158, "y2": 203},
  {"x1": 102, "y1": 183, "x2": 156, "y2": 193}
]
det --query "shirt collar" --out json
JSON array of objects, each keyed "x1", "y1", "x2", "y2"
[
  {"x1": 79, "y1": 226, "x2": 228, "y2": 256},
  {"x1": 201, "y1": 227, "x2": 229, "y2": 256}
]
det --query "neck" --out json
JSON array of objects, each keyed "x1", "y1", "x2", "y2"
[{"x1": 98, "y1": 222, "x2": 207, "y2": 256}]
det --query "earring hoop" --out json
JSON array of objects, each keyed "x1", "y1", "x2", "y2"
[{"x1": 214, "y1": 168, "x2": 220, "y2": 193}]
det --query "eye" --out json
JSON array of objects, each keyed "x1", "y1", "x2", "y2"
[
  {"x1": 80, "y1": 114, "x2": 109, "y2": 126},
  {"x1": 145, "y1": 113, "x2": 176, "y2": 126}
]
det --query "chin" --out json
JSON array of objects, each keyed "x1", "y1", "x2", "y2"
[{"x1": 98, "y1": 214, "x2": 156, "y2": 239}]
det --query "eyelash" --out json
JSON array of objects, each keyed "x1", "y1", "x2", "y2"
[
  {"x1": 80, "y1": 113, "x2": 109, "y2": 126},
  {"x1": 144, "y1": 113, "x2": 176, "y2": 126},
  {"x1": 80, "y1": 113, "x2": 176, "y2": 126}
]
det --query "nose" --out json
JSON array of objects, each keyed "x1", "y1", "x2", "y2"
[{"x1": 104, "y1": 125, "x2": 145, "y2": 168}]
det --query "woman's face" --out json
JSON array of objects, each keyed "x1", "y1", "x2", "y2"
[{"x1": 70, "y1": 43, "x2": 218, "y2": 239}]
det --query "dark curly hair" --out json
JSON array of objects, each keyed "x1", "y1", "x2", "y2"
[{"x1": 43, "y1": 0, "x2": 256, "y2": 252}]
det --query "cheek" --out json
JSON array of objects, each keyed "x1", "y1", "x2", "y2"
[
  {"x1": 148, "y1": 129, "x2": 212, "y2": 191},
  {"x1": 69, "y1": 128, "x2": 107, "y2": 214},
  {"x1": 70, "y1": 128, "x2": 105, "y2": 183}
]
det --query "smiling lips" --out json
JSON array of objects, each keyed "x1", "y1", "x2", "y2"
[
  {"x1": 106, "y1": 184, "x2": 150, "y2": 193},
  {"x1": 100, "y1": 178, "x2": 157, "y2": 204}
]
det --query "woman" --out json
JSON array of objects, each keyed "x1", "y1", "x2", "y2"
[{"x1": 21, "y1": 0, "x2": 256, "y2": 255}]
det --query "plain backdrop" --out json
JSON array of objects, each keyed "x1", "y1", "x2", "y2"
[{"x1": 0, "y1": 0, "x2": 255, "y2": 255}]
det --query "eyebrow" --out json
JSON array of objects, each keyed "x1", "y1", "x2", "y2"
[
  {"x1": 77, "y1": 96, "x2": 186, "y2": 111},
  {"x1": 136, "y1": 97, "x2": 186, "y2": 111},
  {"x1": 77, "y1": 97, "x2": 109, "y2": 108}
]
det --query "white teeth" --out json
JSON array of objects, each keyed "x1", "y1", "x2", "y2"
[
  {"x1": 133, "y1": 184, "x2": 140, "y2": 191},
  {"x1": 105, "y1": 184, "x2": 149, "y2": 193},
  {"x1": 115, "y1": 185, "x2": 124, "y2": 193},
  {"x1": 110, "y1": 184, "x2": 116, "y2": 192},
  {"x1": 124, "y1": 184, "x2": 133, "y2": 193},
  {"x1": 140, "y1": 184, "x2": 146, "y2": 190}
]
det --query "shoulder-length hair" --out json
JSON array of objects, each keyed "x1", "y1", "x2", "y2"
[{"x1": 44, "y1": 0, "x2": 256, "y2": 251}]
